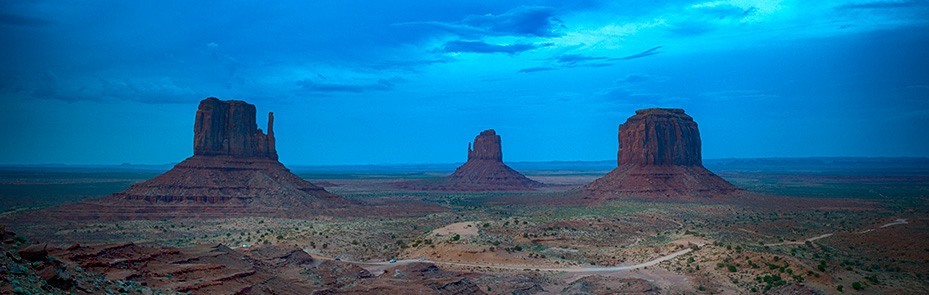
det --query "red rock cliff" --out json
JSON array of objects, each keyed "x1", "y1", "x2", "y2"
[
  {"x1": 587, "y1": 108, "x2": 740, "y2": 198},
  {"x1": 467, "y1": 129, "x2": 503, "y2": 162},
  {"x1": 193, "y1": 97, "x2": 277, "y2": 160},
  {"x1": 618, "y1": 108, "x2": 701, "y2": 166}
]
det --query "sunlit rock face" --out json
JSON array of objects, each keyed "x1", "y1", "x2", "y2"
[
  {"x1": 587, "y1": 108, "x2": 741, "y2": 198},
  {"x1": 398, "y1": 129, "x2": 542, "y2": 191}
]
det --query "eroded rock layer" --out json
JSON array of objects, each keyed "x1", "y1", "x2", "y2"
[
  {"x1": 587, "y1": 108, "x2": 741, "y2": 198},
  {"x1": 399, "y1": 129, "x2": 542, "y2": 191},
  {"x1": 39, "y1": 242, "x2": 484, "y2": 294}
]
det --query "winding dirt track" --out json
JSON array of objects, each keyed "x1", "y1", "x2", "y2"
[
  {"x1": 309, "y1": 247, "x2": 695, "y2": 274},
  {"x1": 763, "y1": 218, "x2": 908, "y2": 247},
  {"x1": 307, "y1": 218, "x2": 909, "y2": 275}
]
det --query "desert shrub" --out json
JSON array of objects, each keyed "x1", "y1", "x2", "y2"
[
  {"x1": 852, "y1": 281, "x2": 863, "y2": 290},
  {"x1": 728, "y1": 265, "x2": 738, "y2": 272}
]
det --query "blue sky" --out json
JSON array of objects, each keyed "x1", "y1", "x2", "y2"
[{"x1": 1, "y1": 0, "x2": 928, "y2": 165}]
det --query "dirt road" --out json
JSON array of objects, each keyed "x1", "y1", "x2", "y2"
[{"x1": 310, "y1": 247, "x2": 695, "y2": 274}]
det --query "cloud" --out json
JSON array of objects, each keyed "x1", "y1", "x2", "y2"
[
  {"x1": 22, "y1": 72, "x2": 199, "y2": 104},
  {"x1": 461, "y1": 6, "x2": 564, "y2": 37},
  {"x1": 836, "y1": 0, "x2": 929, "y2": 10},
  {"x1": 440, "y1": 40, "x2": 542, "y2": 54},
  {"x1": 296, "y1": 78, "x2": 398, "y2": 93},
  {"x1": 0, "y1": 12, "x2": 51, "y2": 26},
  {"x1": 609, "y1": 46, "x2": 663, "y2": 60},
  {"x1": 396, "y1": 6, "x2": 564, "y2": 38},
  {"x1": 520, "y1": 46, "x2": 663, "y2": 73},
  {"x1": 556, "y1": 54, "x2": 608, "y2": 65},
  {"x1": 518, "y1": 67, "x2": 557, "y2": 73}
]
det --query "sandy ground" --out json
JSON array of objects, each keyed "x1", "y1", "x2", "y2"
[{"x1": 430, "y1": 221, "x2": 479, "y2": 238}]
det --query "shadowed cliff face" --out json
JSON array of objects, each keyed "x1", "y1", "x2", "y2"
[
  {"x1": 193, "y1": 97, "x2": 277, "y2": 160},
  {"x1": 618, "y1": 108, "x2": 701, "y2": 167}
]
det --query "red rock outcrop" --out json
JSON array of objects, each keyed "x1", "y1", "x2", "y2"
[
  {"x1": 617, "y1": 108, "x2": 701, "y2": 166},
  {"x1": 61, "y1": 97, "x2": 349, "y2": 219},
  {"x1": 194, "y1": 97, "x2": 277, "y2": 159},
  {"x1": 468, "y1": 129, "x2": 503, "y2": 161},
  {"x1": 586, "y1": 108, "x2": 741, "y2": 198},
  {"x1": 399, "y1": 129, "x2": 542, "y2": 191},
  {"x1": 35, "y1": 240, "x2": 487, "y2": 294}
]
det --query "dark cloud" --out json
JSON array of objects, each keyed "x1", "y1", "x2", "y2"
[
  {"x1": 440, "y1": 40, "x2": 541, "y2": 54},
  {"x1": 556, "y1": 54, "x2": 608, "y2": 65},
  {"x1": 609, "y1": 46, "x2": 663, "y2": 60},
  {"x1": 836, "y1": 0, "x2": 929, "y2": 10},
  {"x1": 461, "y1": 6, "x2": 564, "y2": 37},
  {"x1": 518, "y1": 67, "x2": 557, "y2": 73},
  {"x1": 296, "y1": 78, "x2": 397, "y2": 93},
  {"x1": 521, "y1": 47, "x2": 662, "y2": 73},
  {"x1": 0, "y1": 12, "x2": 51, "y2": 26},
  {"x1": 22, "y1": 71, "x2": 199, "y2": 104},
  {"x1": 396, "y1": 6, "x2": 564, "y2": 38}
]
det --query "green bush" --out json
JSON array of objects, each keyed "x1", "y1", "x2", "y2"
[{"x1": 852, "y1": 281, "x2": 863, "y2": 290}]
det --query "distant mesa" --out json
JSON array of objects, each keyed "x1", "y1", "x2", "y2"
[
  {"x1": 398, "y1": 129, "x2": 543, "y2": 191},
  {"x1": 63, "y1": 97, "x2": 350, "y2": 219},
  {"x1": 585, "y1": 108, "x2": 742, "y2": 198}
]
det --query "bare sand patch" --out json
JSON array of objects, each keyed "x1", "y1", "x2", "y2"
[{"x1": 431, "y1": 221, "x2": 479, "y2": 238}]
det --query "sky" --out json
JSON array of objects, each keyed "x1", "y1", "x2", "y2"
[{"x1": 1, "y1": 0, "x2": 928, "y2": 165}]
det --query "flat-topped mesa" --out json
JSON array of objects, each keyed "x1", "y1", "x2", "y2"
[
  {"x1": 618, "y1": 108, "x2": 700, "y2": 167},
  {"x1": 467, "y1": 129, "x2": 503, "y2": 162},
  {"x1": 194, "y1": 97, "x2": 277, "y2": 160},
  {"x1": 586, "y1": 108, "x2": 741, "y2": 198}
]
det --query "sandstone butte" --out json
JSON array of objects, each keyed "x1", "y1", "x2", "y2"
[
  {"x1": 586, "y1": 108, "x2": 742, "y2": 198},
  {"x1": 399, "y1": 129, "x2": 543, "y2": 191},
  {"x1": 65, "y1": 97, "x2": 350, "y2": 219}
]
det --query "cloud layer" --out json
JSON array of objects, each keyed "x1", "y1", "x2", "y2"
[{"x1": 1, "y1": 0, "x2": 928, "y2": 164}]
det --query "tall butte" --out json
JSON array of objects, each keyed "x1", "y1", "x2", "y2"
[
  {"x1": 82, "y1": 97, "x2": 348, "y2": 219},
  {"x1": 400, "y1": 129, "x2": 542, "y2": 191},
  {"x1": 586, "y1": 108, "x2": 741, "y2": 198}
]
